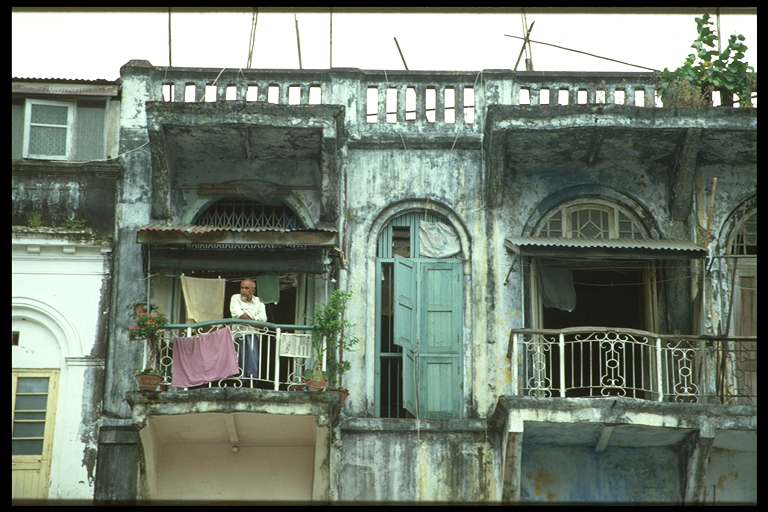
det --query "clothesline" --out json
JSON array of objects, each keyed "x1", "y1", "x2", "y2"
[{"x1": 143, "y1": 271, "x2": 303, "y2": 283}]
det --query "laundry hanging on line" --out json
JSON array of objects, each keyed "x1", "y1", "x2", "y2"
[{"x1": 171, "y1": 326, "x2": 240, "y2": 388}]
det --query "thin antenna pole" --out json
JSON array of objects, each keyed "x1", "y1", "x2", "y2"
[
  {"x1": 168, "y1": 8, "x2": 172, "y2": 67},
  {"x1": 295, "y1": 14, "x2": 303, "y2": 69},
  {"x1": 716, "y1": 8, "x2": 722, "y2": 54},
  {"x1": 520, "y1": 11, "x2": 528, "y2": 62},
  {"x1": 330, "y1": 8, "x2": 333, "y2": 68},
  {"x1": 394, "y1": 37, "x2": 408, "y2": 70},
  {"x1": 504, "y1": 34, "x2": 659, "y2": 72},
  {"x1": 704, "y1": 178, "x2": 718, "y2": 251},
  {"x1": 523, "y1": 10, "x2": 533, "y2": 70},
  {"x1": 514, "y1": 21, "x2": 535, "y2": 71},
  {"x1": 247, "y1": 8, "x2": 258, "y2": 69}
]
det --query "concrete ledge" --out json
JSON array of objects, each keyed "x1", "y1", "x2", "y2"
[
  {"x1": 127, "y1": 388, "x2": 342, "y2": 428},
  {"x1": 493, "y1": 396, "x2": 757, "y2": 434},
  {"x1": 487, "y1": 104, "x2": 757, "y2": 131},
  {"x1": 341, "y1": 417, "x2": 488, "y2": 433}
]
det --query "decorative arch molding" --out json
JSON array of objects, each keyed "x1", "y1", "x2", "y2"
[
  {"x1": 180, "y1": 194, "x2": 316, "y2": 229},
  {"x1": 717, "y1": 194, "x2": 757, "y2": 254},
  {"x1": 12, "y1": 296, "x2": 81, "y2": 359},
  {"x1": 521, "y1": 184, "x2": 662, "y2": 239},
  {"x1": 368, "y1": 199, "x2": 472, "y2": 262}
]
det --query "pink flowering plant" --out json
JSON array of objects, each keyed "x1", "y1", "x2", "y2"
[
  {"x1": 128, "y1": 312, "x2": 169, "y2": 342},
  {"x1": 129, "y1": 312, "x2": 169, "y2": 374}
]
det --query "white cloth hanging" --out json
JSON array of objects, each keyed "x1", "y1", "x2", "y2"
[{"x1": 419, "y1": 221, "x2": 461, "y2": 258}]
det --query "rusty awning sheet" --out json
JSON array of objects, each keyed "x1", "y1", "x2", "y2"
[
  {"x1": 505, "y1": 236, "x2": 707, "y2": 260},
  {"x1": 137, "y1": 224, "x2": 337, "y2": 248}
]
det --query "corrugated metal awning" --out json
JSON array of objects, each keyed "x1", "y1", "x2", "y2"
[
  {"x1": 505, "y1": 236, "x2": 706, "y2": 260},
  {"x1": 12, "y1": 79, "x2": 119, "y2": 97},
  {"x1": 136, "y1": 224, "x2": 338, "y2": 248}
]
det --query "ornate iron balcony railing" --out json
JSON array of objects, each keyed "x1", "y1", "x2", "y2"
[
  {"x1": 508, "y1": 327, "x2": 756, "y2": 405},
  {"x1": 140, "y1": 319, "x2": 321, "y2": 392}
]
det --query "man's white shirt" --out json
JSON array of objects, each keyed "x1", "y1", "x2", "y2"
[{"x1": 230, "y1": 294, "x2": 267, "y2": 322}]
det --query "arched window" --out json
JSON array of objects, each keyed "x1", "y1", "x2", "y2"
[
  {"x1": 726, "y1": 208, "x2": 757, "y2": 337},
  {"x1": 724, "y1": 208, "x2": 756, "y2": 404},
  {"x1": 729, "y1": 209, "x2": 757, "y2": 256},
  {"x1": 526, "y1": 200, "x2": 657, "y2": 399},
  {"x1": 537, "y1": 200, "x2": 646, "y2": 239},
  {"x1": 376, "y1": 211, "x2": 459, "y2": 258},
  {"x1": 194, "y1": 198, "x2": 303, "y2": 230}
]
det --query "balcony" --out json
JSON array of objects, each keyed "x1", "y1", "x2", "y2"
[
  {"x1": 122, "y1": 61, "x2": 755, "y2": 146},
  {"x1": 128, "y1": 319, "x2": 341, "y2": 501},
  {"x1": 509, "y1": 327, "x2": 756, "y2": 405},
  {"x1": 140, "y1": 319, "x2": 320, "y2": 392}
]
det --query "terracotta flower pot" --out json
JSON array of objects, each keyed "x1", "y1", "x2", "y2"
[
  {"x1": 306, "y1": 379, "x2": 327, "y2": 392},
  {"x1": 329, "y1": 388, "x2": 349, "y2": 405},
  {"x1": 136, "y1": 373, "x2": 163, "y2": 391}
]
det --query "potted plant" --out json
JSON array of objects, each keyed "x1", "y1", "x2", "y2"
[
  {"x1": 129, "y1": 311, "x2": 169, "y2": 391},
  {"x1": 135, "y1": 368, "x2": 164, "y2": 391},
  {"x1": 304, "y1": 290, "x2": 360, "y2": 404},
  {"x1": 655, "y1": 14, "x2": 756, "y2": 108}
]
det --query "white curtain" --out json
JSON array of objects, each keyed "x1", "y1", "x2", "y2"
[{"x1": 419, "y1": 221, "x2": 461, "y2": 258}]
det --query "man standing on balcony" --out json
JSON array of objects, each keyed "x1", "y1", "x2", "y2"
[
  {"x1": 230, "y1": 280, "x2": 267, "y2": 322},
  {"x1": 230, "y1": 280, "x2": 267, "y2": 379}
]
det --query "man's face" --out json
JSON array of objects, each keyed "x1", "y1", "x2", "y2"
[{"x1": 240, "y1": 281, "x2": 256, "y2": 301}]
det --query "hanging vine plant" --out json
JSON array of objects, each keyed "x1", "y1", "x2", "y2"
[{"x1": 656, "y1": 14, "x2": 756, "y2": 108}]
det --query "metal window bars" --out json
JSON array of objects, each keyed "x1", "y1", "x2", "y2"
[{"x1": 194, "y1": 199, "x2": 302, "y2": 230}]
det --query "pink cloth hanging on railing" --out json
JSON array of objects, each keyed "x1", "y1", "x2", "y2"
[{"x1": 172, "y1": 326, "x2": 239, "y2": 388}]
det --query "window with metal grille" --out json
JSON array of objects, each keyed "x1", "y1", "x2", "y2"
[
  {"x1": 18, "y1": 99, "x2": 107, "y2": 161},
  {"x1": 24, "y1": 100, "x2": 72, "y2": 160},
  {"x1": 538, "y1": 201, "x2": 645, "y2": 239},
  {"x1": 193, "y1": 199, "x2": 303, "y2": 229}
]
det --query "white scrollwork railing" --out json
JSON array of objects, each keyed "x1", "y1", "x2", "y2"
[
  {"x1": 144, "y1": 319, "x2": 317, "y2": 392},
  {"x1": 509, "y1": 328, "x2": 757, "y2": 404}
]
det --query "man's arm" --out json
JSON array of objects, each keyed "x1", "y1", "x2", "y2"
[
  {"x1": 254, "y1": 300, "x2": 267, "y2": 322},
  {"x1": 230, "y1": 295, "x2": 245, "y2": 319}
]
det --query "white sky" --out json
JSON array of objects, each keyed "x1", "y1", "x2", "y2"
[{"x1": 12, "y1": 8, "x2": 757, "y2": 81}]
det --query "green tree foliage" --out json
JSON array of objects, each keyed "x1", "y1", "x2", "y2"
[
  {"x1": 657, "y1": 14, "x2": 756, "y2": 107},
  {"x1": 307, "y1": 290, "x2": 360, "y2": 389}
]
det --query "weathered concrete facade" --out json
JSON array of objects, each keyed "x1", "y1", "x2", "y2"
[
  {"x1": 13, "y1": 63, "x2": 756, "y2": 503},
  {"x1": 12, "y1": 78, "x2": 119, "y2": 502}
]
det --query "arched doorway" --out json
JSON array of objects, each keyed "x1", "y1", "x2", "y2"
[
  {"x1": 375, "y1": 210, "x2": 464, "y2": 419},
  {"x1": 530, "y1": 199, "x2": 657, "y2": 399}
]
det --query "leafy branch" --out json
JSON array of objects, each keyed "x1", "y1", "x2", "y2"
[
  {"x1": 306, "y1": 290, "x2": 360, "y2": 389},
  {"x1": 656, "y1": 14, "x2": 756, "y2": 107}
]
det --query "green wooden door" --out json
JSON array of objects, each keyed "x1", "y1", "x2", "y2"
[
  {"x1": 394, "y1": 256, "x2": 463, "y2": 418},
  {"x1": 394, "y1": 256, "x2": 418, "y2": 414}
]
